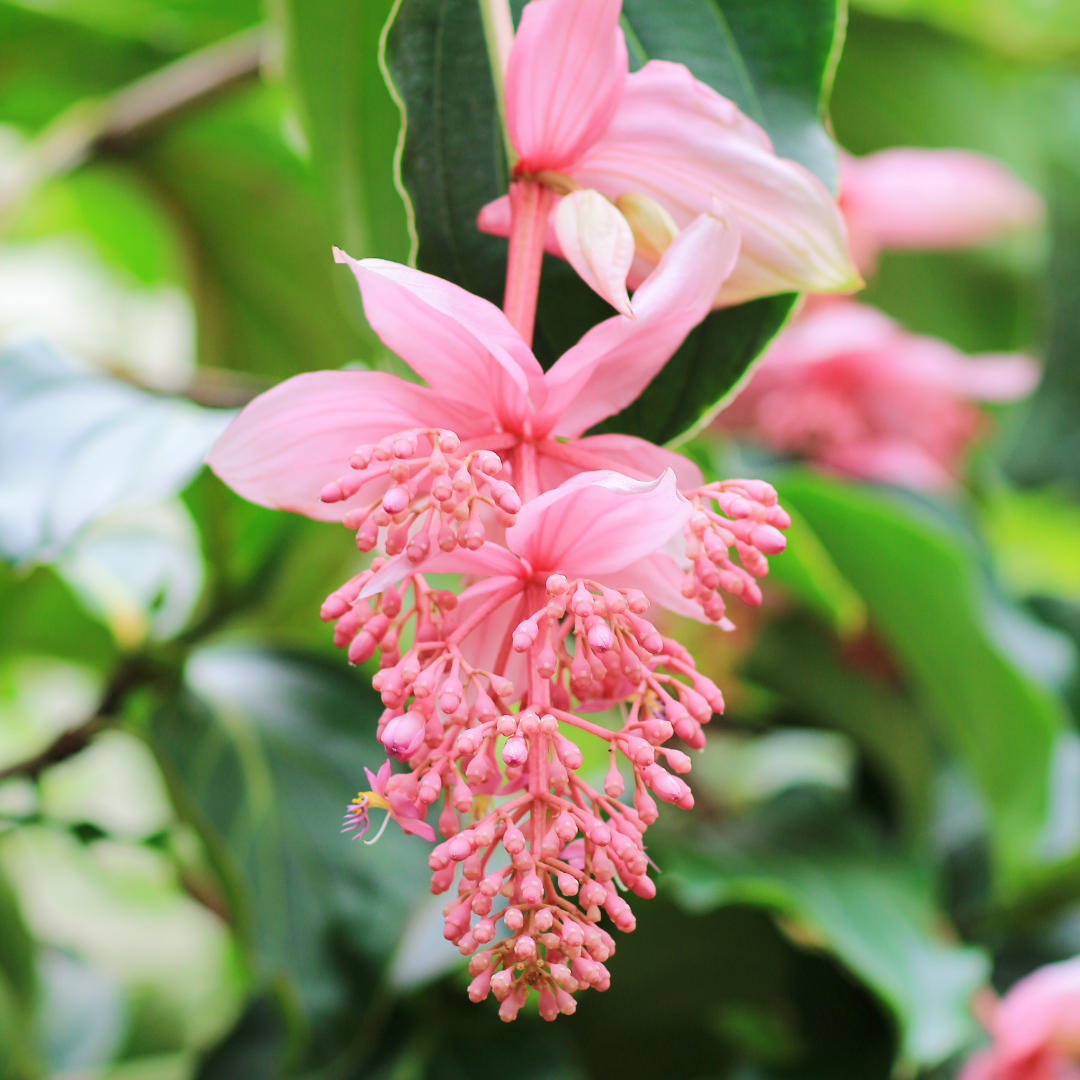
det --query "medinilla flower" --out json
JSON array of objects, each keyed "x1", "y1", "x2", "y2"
[
  {"x1": 330, "y1": 469, "x2": 788, "y2": 1019},
  {"x1": 207, "y1": 213, "x2": 732, "y2": 522},
  {"x1": 717, "y1": 300, "x2": 1039, "y2": 490},
  {"x1": 476, "y1": 0, "x2": 859, "y2": 329},
  {"x1": 342, "y1": 758, "x2": 436, "y2": 843},
  {"x1": 960, "y1": 958, "x2": 1080, "y2": 1080},
  {"x1": 839, "y1": 147, "x2": 1044, "y2": 275}
]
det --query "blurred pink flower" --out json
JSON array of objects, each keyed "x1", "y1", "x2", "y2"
[
  {"x1": 205, "y1": 213, "x2": 735, "y2": 519},
  {"x1": 840, "y1": 148, "x2": 1044, "y2": 275},
  {"x1": 477, "y1": 0, "x2": 859, "y2": 308},
  {"x1": 717, "y1": 300, "x2": 1039, "y2": 490},
  {"x1": 960, "y1": 959, "x2": 1080, "y2": 1080}
]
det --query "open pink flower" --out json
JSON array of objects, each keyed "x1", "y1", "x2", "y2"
[
  {"x1": 840, "y1": 148, "x2": 1044, "y2": 274},
  {"x1": 342, "y1": 758, "x2": 437, "y2": 843},
  {"x1": 476, "y1": 0, "x2": 859, "y2": 310},
  {"x1": 960, "y1": 959, "x2": 1080, "y2": 1080},
  {"x1": 206, "y1": 212, "x2": 735, "y2": 519},
  {"x1": 717, "y1": 300, "x2": 1040, "y2": 490}
]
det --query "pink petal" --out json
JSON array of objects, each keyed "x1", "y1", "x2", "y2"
[
  {"x1": 360, "y1": 546, "x2": 523, "y2": 600},
  {"x1": 762, "y1": 300, "x2": 900, "y2": 370},
  {"x1": 375, "y1": 759, "x2": 392, "y2": 792},
  {"x1": 608, "y1": 550, "x2": 710, "y2": 622},
  {"x1": 822, "y1": 438, "x2": 958, "y2": 492},
  {"x1": 334, "y1": 251, "x2": 546, "y2": 431},
  {"x1": 539, "y1": 211, "x2": 738, "y2": 437},
  {"x1": 840, "y1": 148, "x2": 1044, "y2": 272},
  {"x1": 506, "y1": 469, "x2": 692, "y2": 578},
  {"x1": 553, "y1": 189, "x2": 635, "y2": 316},
  {"x1": 206, "y1": 370, "x2": 488, "y2": 521},
  {"x1": 445, "y1": 577, "x2": 529, "y2": 691},
  {"x1": 537, "y1": 432, "x2": 703, "y2": 491},
  {"x1": 504, "y1": 0, "x2": 627, "y2": 172},
  {"x1": 571, "y1": 60, "x2": 860, "y2": 305},
  {"x1": 994, "y1": 958, "x2": 1080, "y2": 1065},
  {"x1": 398, "y1": 817, "x2": 437, "y2": 842}
]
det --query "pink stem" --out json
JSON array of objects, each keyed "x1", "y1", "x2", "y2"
[{"x1": 503, "y1": 178, "x2": 556, "y2": 347}]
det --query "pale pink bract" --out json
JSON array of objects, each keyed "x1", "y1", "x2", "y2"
[
  {"x1": 478, "y1": 0, "x2": 860, "y2": 308},
  {"x1": 960, "y1": 958, "x2": 1080, "y2": 1080}
]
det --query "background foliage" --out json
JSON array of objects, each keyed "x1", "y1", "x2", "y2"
[{"x1": 1, "y1": 0, "x2": 1079, "y2": 1077}]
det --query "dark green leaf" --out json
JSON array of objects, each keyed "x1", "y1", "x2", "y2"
[
  {"x1": 0, "y1": 862, "x2": 37, "y2": 1080},
  {"x1": 196, "y1": 993, "x2": 290, "y2": 1080},
  {"x1": 383, "y1": 0, "x2": 840, "y2": 441},
  {"x1": 777, "y1": 470, "x2": 1071, "y2": 897},
  {"x1": 664, "y1": 795, "x2": 989, "y2": 1069},
  {"x1": 1007, "y1": 164, "x2": 1080, "y2": 493},
  {"x1": 149, "y1": 645, "x2": 432, "y2": 1025},
  {"x1": 745, "y1": 614, "x2": 935, "y2": 837}
]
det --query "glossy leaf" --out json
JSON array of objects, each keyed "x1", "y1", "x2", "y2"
[
  {"x1": 149, "y1": 645, "x2": 433, "y2": 1024},
  {"x1": 0, "y1": 343, "x2": 231, "y2": 562},
  {"x1": 664, "y1": 796, "x2": 989, "y2": 1069},
  {"x1": 382, "y1": 0, "x2": 840, "y2": 441},
  {"x1": 745, "y1": 615, "x2": 935, "y2": 835},
  {"x1": 778, "y1": 470, "x2": 1072, "y2": 896}
]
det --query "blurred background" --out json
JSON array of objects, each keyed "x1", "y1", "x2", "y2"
[{"x1": 2, "y1": 1, "x2": 1080, "y2": 1078}]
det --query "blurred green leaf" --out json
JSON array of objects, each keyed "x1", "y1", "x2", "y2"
[
  {"x1": 1008, "y1": 165, "x2": 1080, "y2": 494},
  {"x1": 150, "y1": 645, "x2": 432, "y2": 1026},
  {"x1": 0, "y1": 3, "x2": 163, "y2": 131},
  {"x1": 745, "y1": 615, "x2": 935, "y2": 835},
  {"x1": 850, "y1": 0, "x2": 1080, "y2": 63},
  {"x1": 983, "y1": 488, "x2": 1080, "y2": 603},
  {"x1": 665, "y1": 795, "x2": 989, "y2": 1069},
  {"x1": 778, "y1": 471, "x2": 1071, "y2": 897},
  {"x1": 194, "y1": 994, "x2": 289, "y2": 1080},
  {"x1": 133, "y1": 82, "x2": 381, "y2": 381},
  {"x1": 276, "y1": 0, "x2": 411, "y2": 263},
  {"x1": 0, "y1": 862, "x2": 36, "y2": 1080},
  {"x1": 763, "y1": 503, "x2": 867, "y2": 638},
  {"x1": 383, "y1": 0, "x2": 839, "y2": 443},
  {"x1": 0, "y1": 0, "x2": 260, "y2": 52},
  {"x1": 0, "y1": 343, "x2": 231, "y2": 562}
]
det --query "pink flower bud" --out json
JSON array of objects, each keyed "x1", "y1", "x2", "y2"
[
  {"x1": 554, "y1": 986, "x2": 578, "y2": 1015},
  {"x1": 381, "y1": 710, "x2": 425, "y2": 759},
  {"x1": 674, "y1": 716, "x2": 705, "y2": 749},
  {"x1": 490, "y1": 969, "x2": 513, "y2": 1001},
  {"x1": 555, "y1": 811, "x2": 578, "y2": 843},
  {"x1": 479, "y1": 871, "x2": 504, "y2": 897},
  {"x1": 512, "y1": 617, "x2": 539, "y2": 652},
  {"x1": 547, "y1": 574, "x2": 569, "y2": 596},
  {"x1": 521, "y1": 873, "x2": 544, "y2": 905},
  {"x1": 538, "y1": 987, "x2": 559, "y2": 1022},
  {"x1": 628, "y1": 614, "x2": 663, "y2": 653},
  {"x1": 604, "y1": 757, "x2": 625, "y2": 798},
  {"x1": 553, "y1": 731, "x2": 583, "y2": 770},
  {"x1": 585, "y1": 616, "x2": 614, "y2": 652},
  {"x1": 514, "y1": 935, "x2": 537, "y2": 959},
  {"x1": 536, "y1": 641, "x2": 558, "y2": 678},
  {"x1": 499, "y1": 985, "x2": 526, "y2": 1022},
  {"x1": 503, "y1": 823, "x2": 526, "y2": 855},
  {"x1": 468, "y1": 967, "x2": 493, "y2": 1002},
  {"x1": 503, "y1": 907, "x2": 524, "y2": 931},
  {"x1": 502, "y1": 736, "x2": 528, "y2": 767},
  {"x1": 473, "y1": 917, "x2": 496, "y2": 943},
  {"x1": 429, "y1": 864, "x2": 455, "y2": 894}
]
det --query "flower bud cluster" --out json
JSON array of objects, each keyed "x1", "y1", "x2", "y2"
[
  {"x1": 681, "y1": 479, "x2": 790, "y2": 624},
  {"x1": 319, "y1": 427, "x2": 521, "y2": 561}
]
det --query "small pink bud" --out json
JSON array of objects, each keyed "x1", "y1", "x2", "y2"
[
  {"x1": 473, "y1": 819, "x2": 496, "y2": 847},
  {"x1": 499, "y1": 985, "x2": 526, "y2": 1022},
  {"x1": 571, "y1": 582, "x2": 594, "y2": 617},
  {"x1": 502, "y1": 736, "x2": 528, "y2": 767},
  {"x1": 473, "y1": 917, "x2": 496, "y2": 942},
  {"x1": 558, "y1": 872, "x2": 579, "y2": 896},
  {"x1": 554, "y1": 986, "x2": 577, "y2": 1015},
  {"x1": 503, "y1": 823, "x2": 526, "y2": 855},
  {"x1": 550, "y1": 963, "x2": 578, "y2": 993},
  {"x1": 490, "y1": 969, "x2": 513, "y2": 1001},
  {"x1": 468, "y1": 968, "x2": 493, "y2": 1002},
  {"x1": 521, "y1": 873, "x2": 544, "y2": 905},
  {"x1": 503, "y1": 907, "x2": 524, "y2": 931},
  {"x1": 547, "y1": 574, "x2": 569, "y2": 596},
  {"x1": 604, "y1": 758, "x2": 625, "y2": 798},
  {"x1": 536, "y1": 641, "x2": 558, "y2": 679},
  {"x1": 585, "y1": 616, "x2": 614, "y2": 652},
  {"x1": 514, "y1": 935, "x2": 537, "y2": 959},
  {"x1": 512, "y1": 618, "x2": 539, "y2": 652},
  {"x1": 555, "y1": 811, "x2": 578, "y2": 843},
  {"x1": 496, "y1": 713, "x2": 517, "y2": 737},
  {"x1": 479, "y1": 871, "x2": 503, "y2": 897},
  {"x1": 750, "y1": 523, "x2": 786, "y2": 554},
  {"x1": 540, "y1": 713, "x2": 558, "y2": 735},
  {"x1": 429, "y1": 863, "x2": 455, "y2": 894},
  {"x1": 437, "y1": 430, "x2": 460, "y2": 453},
  {"x1": 538, "y1": 987, "x2": 559, "y2": 1022}
]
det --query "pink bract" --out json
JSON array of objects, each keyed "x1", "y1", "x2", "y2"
[
  {"x1": 478, "y1": 0, "x2": 859, "y2": 306},
  {"x1": 840, "y1": 147, "x2": 1044, "y2": 274},
  {"x1": 717, "y1": 300, "x2": 1040, "y2": 490},
  {"x1": 960, "y1": 958, "x2": 1080, "y2": 1080},
  {"x1": 206, "y1": 213, "x2": 733, "y2": 520}
]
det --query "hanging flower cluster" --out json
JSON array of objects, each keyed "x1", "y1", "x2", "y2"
[{"x1": 204, "y1": 0, "x2": 868, "y2": 1018}]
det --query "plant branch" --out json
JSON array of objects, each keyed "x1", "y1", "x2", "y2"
[
  {"x1": 0, "y1": 24, "x2": 274, "y2": 217},
  {"x1": 0, "y1": 655, "x2": 160, "y2": 783}
]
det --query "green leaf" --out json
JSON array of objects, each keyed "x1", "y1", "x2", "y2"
[
  {"x1": 0, "y1": 0, "x2": 261, "y2": 52},
  {"x1": 745, "y1": 616, "x2": 935, "y2": 836},
  {"x1": 149, "y1": 645, "x2": 433, "y2": 1024},
  {"x1": 764, "y1": 505, "x2": 868, "y2": 638},
  {"x1": 778, "y1": 470, "x2": 1072, "y2": 896},
  {"x1": 664, "y1": 796, "x2": 990, "y2": 1069},
  {"x1": 0, "y1": 862, "x2": 36, "y2": 1080},
  {"x1": 1008, "y1": 164, "x2": 1080, "y2": 494},
  {"x1": 849, "y1": 0, "x2": 1080, "y2": 63},
  {"x1": 133, "y1": 83, "x2": 383, "y2": 381},
  {"x1": 0, "y1": 343, "x2": 231, "y2": 562},
  {"x1": 382, "y1": 0, "x2": 842, "y2": 442},
  {"x1": 275, "y1": 0, "x2": 412, "y2": 263}
]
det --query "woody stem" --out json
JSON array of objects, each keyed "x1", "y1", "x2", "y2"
[{"x1": 503, "y1": 178, "x2": 556, "y2": 347}]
